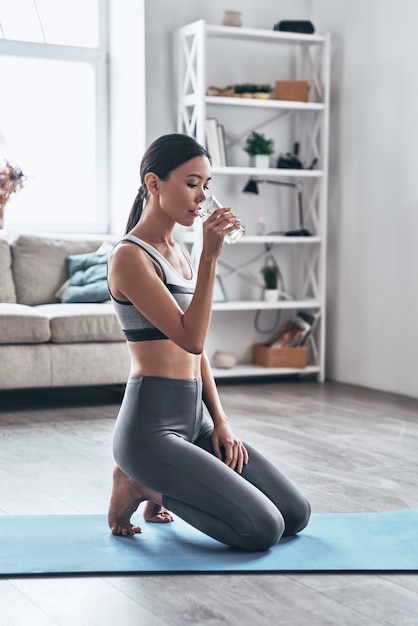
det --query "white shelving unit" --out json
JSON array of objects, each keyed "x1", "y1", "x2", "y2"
[{"x1": 177, "y1": 20, "x2": 330, "y2": 382}]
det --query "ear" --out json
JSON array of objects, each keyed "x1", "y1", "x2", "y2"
[{"x1": 144, "y1": 172, "x2": 160, "y2": 196}]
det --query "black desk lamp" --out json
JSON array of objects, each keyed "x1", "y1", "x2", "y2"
[{"x1": 242, "y1": 177, "x2": 311, "y2": 236}]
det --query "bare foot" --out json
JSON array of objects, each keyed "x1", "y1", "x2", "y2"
[
  {"x1": 143, "y1": 501, "x2": 174, "y2": 524},
  {"x1": 108, "y1": 466, "x2": 149, "y2": 536}
]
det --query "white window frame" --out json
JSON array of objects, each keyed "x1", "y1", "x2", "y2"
[{"x1": 0, "y1": 0, "x2": 109, "y2": 233}]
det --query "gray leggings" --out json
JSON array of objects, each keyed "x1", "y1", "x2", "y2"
[{"x1": 113, "y1": 376, "x2": 310, "y2": 551}]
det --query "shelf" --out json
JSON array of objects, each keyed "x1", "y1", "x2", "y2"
[
  {"x1": 235, "y1": 235, "x2": 321, "y2": 244},
  {"x1": 212, "y1": 299, "x2": 320, "y2": 312},
  {"x1": 205, "y1": 24, "x2": 326, "y2": 46},
  {"x1": 182, "y1": 232, "x2": 321, "y2": 245},
  {"x1": 203, "y1": 95, "x2": 324, "y2": 112},
  {"x1": 177, "y1": 20, "x2": 330, "y2": 383},
  {"x1": 210, "y1": 166, "x2": 322, "y2": 178},
  {"x1": 212, "y1": 363, "x2": 320, "y2": 379}
]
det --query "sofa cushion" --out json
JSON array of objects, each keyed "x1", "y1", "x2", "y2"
[
  {"x1": 0, "y1": 233, "x2": 16, "y2": 303},
  {"x1": 35, "y1": 303, "x2": 125, "y2": 343},
  {"x1": 49, "y1": 342, "x2": 130, "y2": 387},
  {"x1": 0, "y1": 344, "x2": 52, "y2": 389},
  {"x1": 10, "y1": 233, "x2": 117, "y2": 306},
  {"x1": 0, "y1": 303, "x2": 51, "y2": 344},
  {"x1": 61, "y1": 248, "x2": 111, "y2": 303}
]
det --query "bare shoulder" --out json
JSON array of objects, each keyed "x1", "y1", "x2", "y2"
[
  {"x1": 109, "y1": 239, "x2": 150, "y2": 270},
  {"x1": 108, "y1": 239, "x2": 163, "y2": 299}
]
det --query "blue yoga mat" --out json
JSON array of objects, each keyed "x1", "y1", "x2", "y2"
[{"x1": 1, "y1": 509, "x2": 417, "y2": 576}]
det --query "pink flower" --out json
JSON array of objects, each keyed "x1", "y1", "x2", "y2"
[{"x1": 0, "y1": 160, "x2": 26, "y2": 210}]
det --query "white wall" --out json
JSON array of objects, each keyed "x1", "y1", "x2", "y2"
[
  {"x1": 109, "y1": 0, "x2": 146, "y2": 235},
  {"x1": 143, "y1": 0, "x2": 418, "y2": 398},
  {"x1": 312, "y1": 0, "x2": 418, "y2": 398}
]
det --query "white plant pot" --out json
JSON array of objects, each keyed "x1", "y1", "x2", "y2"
[
  {"x1": 263, "y1": 289, "x2": 279, "y2": 302},
  {"x1": 250, "y1": 154, "x2": 270, "y2": 168}
]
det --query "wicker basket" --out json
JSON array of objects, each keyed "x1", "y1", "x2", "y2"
[
  {"x1": 275, "y1": 81, "x2": 309, "y2": 102},
  {"x1": 252, "y1": 344, "x2": 307, "y2": 368}
]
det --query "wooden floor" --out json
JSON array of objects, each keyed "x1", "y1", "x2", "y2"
[{"x1": 0, "y1": 379, "x2": 417, "y2": 626}]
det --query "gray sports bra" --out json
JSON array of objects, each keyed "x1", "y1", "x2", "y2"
[{"x1": 109, "y1": 234, "x2": 196, "y2": 342}]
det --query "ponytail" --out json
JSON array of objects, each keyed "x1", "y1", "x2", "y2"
[{"x1": 124, "y1": 184, "x2": 147, "y2": 234}]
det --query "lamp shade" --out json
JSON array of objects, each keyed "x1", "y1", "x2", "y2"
[
  {"x1": 242, "y1": 179, "x2": 259, "y2": 194},
  {"x1": 241, "y1": 176, "x2": 311, "y2": 236}
]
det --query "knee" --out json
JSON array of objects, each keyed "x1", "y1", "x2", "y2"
[
  {"x1": 283, "y1": 496, "x2": 311, "y2": 536},
  {"x1": 245, "y1": 507, "x2": 285, "y2": 552}
]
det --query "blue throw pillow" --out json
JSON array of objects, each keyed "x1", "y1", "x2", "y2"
[{"x1": 62, "y1": 249, "x2": 111, "y2": 303}]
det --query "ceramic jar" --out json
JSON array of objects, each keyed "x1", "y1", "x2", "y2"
[{"x1": 222, "y1": 11, "x2": 242, "y2": 27}]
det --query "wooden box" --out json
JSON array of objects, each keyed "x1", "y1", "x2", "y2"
[
  {"x1": 252, "y1": 344, "x2": 307, "y2": 368},
  {"x1": 275, "y1": 80, "x2": 309, "y2": 102}
]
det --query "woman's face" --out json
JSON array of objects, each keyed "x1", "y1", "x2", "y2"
[{"x1": 158, "y1": 155, "x2": 211, "y2": 227}]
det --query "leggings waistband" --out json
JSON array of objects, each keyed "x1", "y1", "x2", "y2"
[{"x1": 127, "y1": 375, "x2": 202, "y2": 390}]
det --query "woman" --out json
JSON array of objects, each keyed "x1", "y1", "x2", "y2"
[{"x1": 107, "y1": 133, "x2": 310, "y2": 551}]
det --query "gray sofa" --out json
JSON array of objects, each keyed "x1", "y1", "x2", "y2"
[{"x1": 0, "y1": 231, "x2": 130, "y2": 390}]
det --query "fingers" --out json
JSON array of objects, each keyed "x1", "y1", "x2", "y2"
[
  {"x1": 223, "y1": 440, "x2": 249, "y2": 474},
  {"x1": 204, "y1": 208, "x2": 241, "y2": 241},
  {"x1": 212, "y1": 436, "x2": 223, "y2": 461},
  {"x1": 211, "y1": 425, "x2": 249, "y2": 473}
]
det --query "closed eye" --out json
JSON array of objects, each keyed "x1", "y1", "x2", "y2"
[{"x1": 188, "y1": 184, "x2": 210, "y2": 191}]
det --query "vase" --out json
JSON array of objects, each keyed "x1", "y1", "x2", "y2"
[
  {"x1": 250, "y1": 154, "x2": 270, "y2": 168},
  {"x1": 222, "y1": 11, "x2": 242, "y2": 27},
  {"x1": 212, "y1": 350, "x2": 237, "y2": 369},
  {"x1": 263, "y1": 289, "x2": 279, "y2": 302}
]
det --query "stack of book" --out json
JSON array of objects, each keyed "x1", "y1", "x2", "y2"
[{"x1": 205, "y1": 118, "x2": 227, "y2": 167}]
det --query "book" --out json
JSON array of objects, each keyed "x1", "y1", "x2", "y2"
[
  {"x1": 204, "y1": 118, "x2": 226, "y2": 167},
  {"x1": 217, "y1": 123, "x2": 227, "y2": 166}
]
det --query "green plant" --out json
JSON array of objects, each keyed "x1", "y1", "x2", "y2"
[
  {"x1": 256, "y1": 83, "x2": 272, "y2": 93},
  {"x1": 261, "y1": 264, "x2": 280, "y2": 289},
  {"x1": 234, "y1": 83, "x2": 255, "y2": 94},
  {"x1": 233, "y1": 83, "x2": 272, "y2": 95},
  {"x1": 244, "y1": 131, "x2": 274, "y2": 156}
]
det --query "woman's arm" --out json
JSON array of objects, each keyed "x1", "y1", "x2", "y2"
[
  {"x1": 201, "y1": 352, "x2": 249, "y2": 473},
  {"x1": 108, "y1": 209, "x2": 237, "y2": 355}
]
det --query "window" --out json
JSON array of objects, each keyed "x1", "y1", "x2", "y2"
[
  {"x1": 0, "y1": 0, "x2": 108, "y2": 233},
  {"x1": 0, "y1": 0, "x2": 100, "y2": 47}
]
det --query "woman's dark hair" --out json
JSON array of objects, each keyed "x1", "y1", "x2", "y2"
[{"x1": 125, "y1": 133, "x2": 211, "y2": 233}]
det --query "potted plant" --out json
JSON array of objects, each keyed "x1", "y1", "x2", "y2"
[
  {"x1": 261, "y1": 262, "x2": 281, "y2": 301},
  {"x1": 234, "y1": 83, "x2": 255, "y2": 98},
  {"x1": 244, "y1": 131, "x2": 274, "y2": 168},
  {"x1": 233, "y1": 83, "x2": 272, "y2": 99},
  {"x1": 253, "y1": 84, "x2": 272, "y2": 99}
]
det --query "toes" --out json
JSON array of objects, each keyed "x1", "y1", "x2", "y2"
[
  {"x1": 131, "y1": 525, "x2": 142, "y2": 533},
  {"x1": 160, "y1": 510, "x2": 174, "y2": 522},
  {"x1": 153, "y1": 513, "x2": 173, "y2": 523},
  {"x1": 144, "y1": 506, "x2": 174, "y2": 524},
  {"x1": 111, "y1": 524, "x2": 142, "y2": 536}
]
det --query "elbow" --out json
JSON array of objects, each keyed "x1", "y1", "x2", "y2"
[
  {"x1": 183, "y1": 340, "x2": 205, "y2": 355},
  {"x1": 177, "y1": 318, "x2": 205, "y2": 354},
  {"x1": 177, "y1": 332, "x2": 205, "y2": 354},
  {"x1": 170, "y1": 333, "x2": 204, "y2": 354}
]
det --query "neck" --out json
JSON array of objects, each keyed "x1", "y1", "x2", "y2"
[{"x1": 130, "y1": 209, "x2": 175, "y2": 247}]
